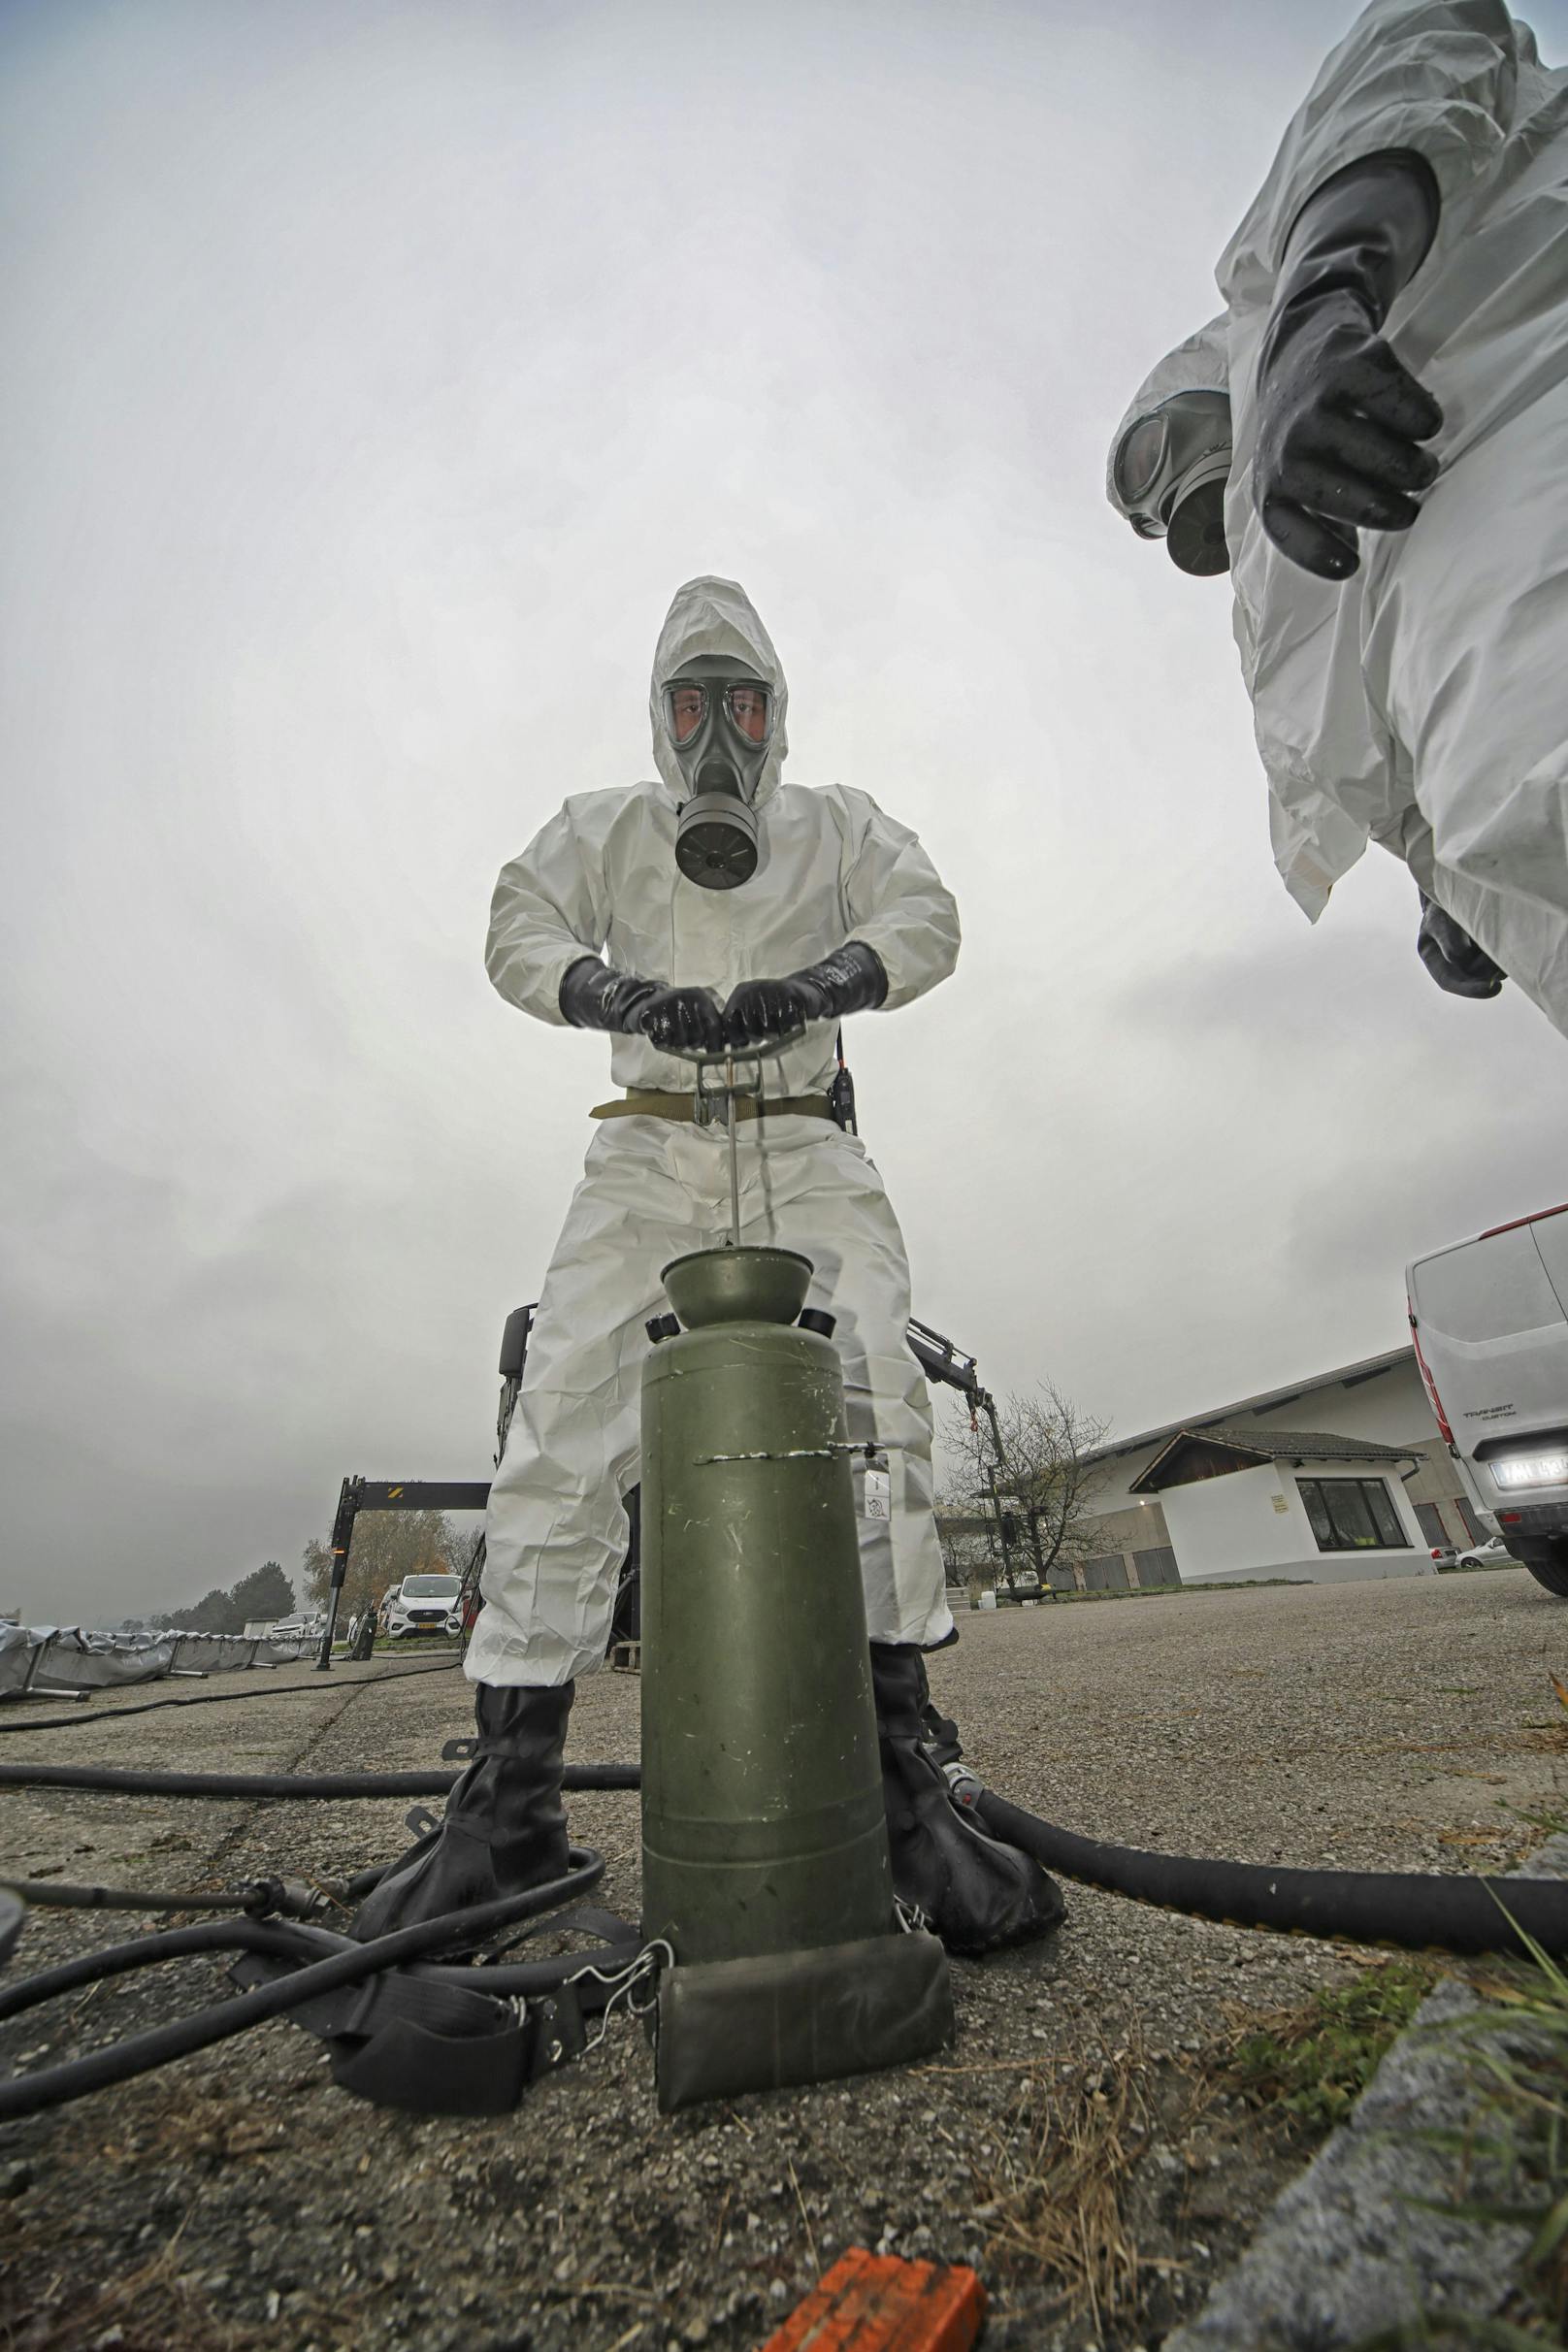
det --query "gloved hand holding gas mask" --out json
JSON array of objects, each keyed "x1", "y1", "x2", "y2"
[
  {"x1": 1416, "y1": 892, "x2": 1506, "y2": 1000},
  {"x1": 1252, "y1": 150, "x2": 1444, "y2": 580}
]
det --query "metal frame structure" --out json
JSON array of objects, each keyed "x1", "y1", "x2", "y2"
[{"x1": 317, "y1": 1312, "x2": 1015, "y2": 1668}]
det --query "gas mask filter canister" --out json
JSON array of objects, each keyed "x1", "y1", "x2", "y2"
[{"x1": 1113, "y1": 389, "x2": 1234, "y2": 577}]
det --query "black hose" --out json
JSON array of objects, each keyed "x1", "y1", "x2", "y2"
[
  {"x1": 0, "y1": 1919, "x2": 273, "y2": 2022},
  {"x1": 0, "y1": 1657, "x2": 460, "y2": 1738},
  {"x1": 0, "y1": 1850, "x2": 609, "y2": 2120},
  {"x1": 0, "y1": 1761, "x2": 638, "y2": 1799},
  {"x1": 8, "y1": 1752, "x2": 1562, "y2": 1958},
  {"x1": 975, "y1": 1791, "x2": 1568, "y2": 1959},
  {"x1": 0, "y1": 1878, "x2": 272, "y2": 1914},
  {"x1": 0, "y1": 1896, "x2": 643, "y2": 2034}
]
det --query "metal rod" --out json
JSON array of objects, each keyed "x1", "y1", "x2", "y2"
[{"x1": 725, "y1": 1055, "x2": 741, "y2": 1247}]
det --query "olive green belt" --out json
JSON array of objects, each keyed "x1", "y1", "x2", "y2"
[{"x1": 590, "y1": 1091, "x2": 834, "y2": 1124}]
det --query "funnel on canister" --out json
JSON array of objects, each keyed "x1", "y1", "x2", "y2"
[{"x1": 660, "y1": 1247, "x2": 812, "y2": 1329}]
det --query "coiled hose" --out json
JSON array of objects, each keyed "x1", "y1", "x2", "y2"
[{"x1": 0, "y1": 1850, "x2": 650, "y2": 2123}]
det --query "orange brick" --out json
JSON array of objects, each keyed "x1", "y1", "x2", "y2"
[{"x1": 759, "y1": 2246, "x2": 987, "y2": 2352}]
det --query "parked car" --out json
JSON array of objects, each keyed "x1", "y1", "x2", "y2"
[
  {"x1": 1456, "y1": 1536, "x2": 1514, "y2": 1569},
  {"x1": 383, "y1": 1574, "x2": 463, "y2": 1639},
  {"x1": 269, "y1": 1613, "x2": 325, "y2": 1644},
  {"x1": 1428, "y1": 1543, "x2": 1459, "y2": 1569}
]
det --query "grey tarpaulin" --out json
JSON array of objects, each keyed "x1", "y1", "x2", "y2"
[{"x1": 0, "y1": 1624, "x2": 310, "y2": 1699}]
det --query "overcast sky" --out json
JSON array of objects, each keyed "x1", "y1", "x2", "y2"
[{"x1": 5, "y1": 0, "x2": 1567, "y2": 1624}]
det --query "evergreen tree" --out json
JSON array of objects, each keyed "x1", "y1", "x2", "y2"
[
  {"x1": 171, "y1": 1586, "x2": 245, "y2": 1636},
  {"x1": 230, "y1": 1561, "x2": 295, "y2": 1623}
]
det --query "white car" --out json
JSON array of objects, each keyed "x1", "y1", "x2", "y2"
[
  {"x1": 384, "y1": 1574, "x2": 463, "y2": 1639},
  {"x1": 1456, "y1": 1536, "x2": 1514, "y2": 1569}
]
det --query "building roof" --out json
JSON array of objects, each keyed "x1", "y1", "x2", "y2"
[
  {"x1": 1087, "y1": 1346, "x2": 1416, "y2": 1468},
  {"x1": 1129, "y1": 1423, "x2": 1421, "y2": 1495}
]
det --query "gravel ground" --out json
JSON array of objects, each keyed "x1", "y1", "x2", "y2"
[{"x1": 1, "y1": 1568, "x2": 1564, "y2": 2352}]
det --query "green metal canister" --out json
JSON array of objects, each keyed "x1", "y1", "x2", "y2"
[{"x1": 639, "y1": 1246, "x2": 894, "y2": 1964}]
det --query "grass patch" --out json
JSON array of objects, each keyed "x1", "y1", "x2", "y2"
[
  {"x1": 1347, "y1": 1925, "x2": 1568, "y2": 2348},
  {"x1": 1221, "y1": 1959, "x2": 1439, "y2": 2131},
  {"x1": 1510, "y1": 1805, "x2": 1568, "y2": 1844}
]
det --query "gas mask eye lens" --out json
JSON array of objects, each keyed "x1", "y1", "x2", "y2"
[
  {"x1": 1114, "y1": 413, "x2": 1168, "y2": 505},
  {"x1": 668, "y1": 685, "x2": 707, "y2": 744},
  {"x1": 725, "y1": 684, "x2": 771, "y2": 744}
]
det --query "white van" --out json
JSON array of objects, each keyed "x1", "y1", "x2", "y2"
[
  {"x1": 382, "y1": 1573, "x2": 463, "y2": 1639},
  {"x1": 1406, "y1": 1202, "x2": 1568, "y2": 1599}
]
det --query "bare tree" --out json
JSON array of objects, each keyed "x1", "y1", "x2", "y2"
[
  {"x1": 941, "y1": 1382, "x2": 1110, "y2": 1591},
  {"x1": 935, "y1": 1405, "x2": 1008, "y2": 1605}
]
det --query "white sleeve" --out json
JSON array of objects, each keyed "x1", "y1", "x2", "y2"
[
  {"x1": 836, "y1": 790, "x2": 962, "y2": 1012},
  {"x1": 484, "y1": 800, "x2": 614, "y2": 1028},
  {"x1": 1218, "y1": 0, "x2": 1527, "y2": 310}
]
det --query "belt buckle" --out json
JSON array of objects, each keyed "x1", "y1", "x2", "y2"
[{"x1": 692, "y1": 1051, "x2": 767, "y2": 1128}]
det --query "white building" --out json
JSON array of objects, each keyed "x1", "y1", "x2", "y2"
[{"x1": 1070, "y1": 1346, "x2": 1485, "y2": 1592}]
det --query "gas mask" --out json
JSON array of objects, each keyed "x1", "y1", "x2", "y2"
[
  {"x1": 1112, "y1": 389, "x2": 1233, "y2": 576},
  {"x1": 666, "y1": 656, "x2": 774, "y2": 890}
]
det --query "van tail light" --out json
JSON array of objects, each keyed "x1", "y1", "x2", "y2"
[
  {"x1": 1409, "y1": 1306, "x2": 1454, "y2": 1446},
  {"x1": 1500, "y1": 1511, "x2": 1522, "y2": 1524}
]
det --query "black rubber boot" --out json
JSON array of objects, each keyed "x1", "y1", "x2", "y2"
[
  {"x1": 869, "y1": 1643, "x2": 1064, "y2": 1956},
  {"x1": 350, "y1": 1681, "x2": 573, "y2": 1947}
]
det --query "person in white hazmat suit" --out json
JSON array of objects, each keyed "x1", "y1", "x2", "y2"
[
  {"x1": 1105, "y1": 0, "x2": 1568, "y2": 1040},
  {"x1": 353, "y1": 576, "x2": 1062, "y2": 1956}
]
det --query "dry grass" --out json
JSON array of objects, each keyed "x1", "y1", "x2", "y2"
[
  {"x1": 968, "y1": 2029, "x2": 1160, "y2": 2340},
  {"x1": 0, "y1": 2227, "x2": 270, "y2": 2352},
  {"x1": 1521, "y1": 1673, "x2": 1568, "y2": 1758}
]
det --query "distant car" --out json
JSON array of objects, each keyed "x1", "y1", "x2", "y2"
[
  {"x1": 384, "y1": 1574, "x2": 463, "y2": 1639},
  {"x1": 1456, "y1": 1536, "x2": 1514, "y2": 1568},
  {"x1": 1429, "y1": 1542, "x2": 1459, "y2": 1568},
  {"x1": 270, "y1": 1613, "x2": 324, "y2": 1643}
]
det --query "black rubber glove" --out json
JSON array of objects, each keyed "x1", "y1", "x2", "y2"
[
  {"x1": 1254, "y1": 149, "x2": 1443, "y2": 580},
  {"x1": 634, "y1": 986, "x2": 728, "y2": 1055},
  {"x1": 1417, "y1": 893, "x2": 1505, "y2": 999},
  {"x1": 560, "y1": 957, "x2": 730, "y2": 1054},
  {"x1": 723, "y1": 940, "x2": 888, "y2": 1047},
  {"x1": 558, "y1": 956, "x2": 658, "y2": 1032}
]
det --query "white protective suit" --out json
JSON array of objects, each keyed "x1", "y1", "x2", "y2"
[
  {"x1": 466, "y1": 577, "x2": 960, "y2": 1688},
  {"x1": 1109, "y1": 2, "x2": 1568, "y2": 1040}
]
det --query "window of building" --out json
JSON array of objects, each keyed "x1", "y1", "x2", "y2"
[
  {"x1": 1297, "y1": 1476, "x2": 1410, "y2": 1552},
  {"x1": 1414, "y1": 1501, "x2": 1450, "y2": 1549}
]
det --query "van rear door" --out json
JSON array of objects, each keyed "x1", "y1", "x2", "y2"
[{"x1": 1407, "y1": 1216, "x2": 1568, "y2": 1447}]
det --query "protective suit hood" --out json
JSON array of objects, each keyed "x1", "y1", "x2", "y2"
[{"x1": 648, "y1": 575, "x2": 789, "y2": 809}]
